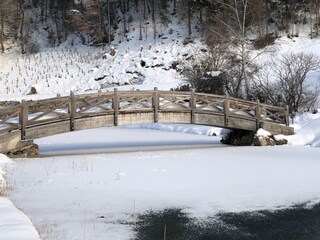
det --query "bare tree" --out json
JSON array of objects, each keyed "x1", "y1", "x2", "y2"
[
  {"x1": 0, "y1": 0, "x2": 8, "y2": 52},
  {"x1": 152, "y1": 0, "x2": 157, "y2": 39},
  {"x1": 254, "y1": 52, "x2": 320, "y2": 113},
  {"x1": 0, "y1": 0, "x2": 18, "y2": 52},
  {"x1": 120, "y1": 0, "x2": 128, "y2": 36},
  {"x1": 310, "y1": 0, "x2": 320, "y2": 37},
  {"x1": 205, "y1": 0, "x2": 252, "y2": 98},
  {"x1": 19, "y1": 2, "x2": 27, "y2": 54},
  {"x1": 187, "y1": 0, "x2": 192, "y2": 35},
  {"x1": 69, "y1": 0, "x2": 108, "y2": 45},
  {"x1": 249, "y1": 0, "x2": 268, "y2": 38},
  {"x1": 175, "y1": 0, "x2": 194, "y2": 36}
]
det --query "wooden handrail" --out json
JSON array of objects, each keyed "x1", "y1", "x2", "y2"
[{"x1": 0, "y1": 89, "x2": 290, "y2": 141}]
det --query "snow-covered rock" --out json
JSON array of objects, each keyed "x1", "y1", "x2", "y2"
[{"x1": 254, "y1": 128, "x2": 288, "y2": 146}]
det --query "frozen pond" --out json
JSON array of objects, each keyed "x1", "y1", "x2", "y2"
[{"x1": 6, "y1": 127, "x2": 320, "y2": 239}]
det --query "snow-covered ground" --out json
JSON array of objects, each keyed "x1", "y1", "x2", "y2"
[{"x1": 0, "y1": 109, "x2": 319, "y2": 239}]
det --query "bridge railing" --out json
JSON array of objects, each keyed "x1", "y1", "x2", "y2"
[
  {"x1": 0, "y1": 88, "x2": 290, "y2": 141},
  {"x1": 228, "y1": 97, "x2": 289, "y2": 125},
  {"x1": 0, "y1": 106, "x2": 21, "y2": 135}
]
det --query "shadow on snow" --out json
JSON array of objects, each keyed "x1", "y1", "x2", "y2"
[{"x1": 132, "y1": 202, "x2": 320, "y2": 240}]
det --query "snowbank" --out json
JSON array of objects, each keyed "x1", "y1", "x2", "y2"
[
  {"x1": 285, "y1": 111, "x2": 320, "y2": 147},
  {"x1": 0, "y1": 154, "x2": 40, "y2": 240}
]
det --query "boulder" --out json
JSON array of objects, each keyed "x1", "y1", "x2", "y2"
[
  {"x1": 221, "y1": 128, "x2": 289, "y2": 147},
  {"x1": 274, "y1": 137, "x2": 288, "y2": 145},
  {"x1": 220, "y1": 129, "x2": 255, "y2": 146},
  {"x1": 253, "y1": 128, "x2": 288, "y2": 146},
  {"x1": 254, "y1": 135, "x2": 276, "y2": 146}
]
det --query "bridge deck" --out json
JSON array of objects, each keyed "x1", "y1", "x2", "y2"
[{"x1": 0, "y1": 89, "x2": 294, "y2": 154}]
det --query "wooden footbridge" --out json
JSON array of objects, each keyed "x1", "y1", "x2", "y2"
[{"x1": 0, "y1": 88, "x2": 293, "y2": 155}]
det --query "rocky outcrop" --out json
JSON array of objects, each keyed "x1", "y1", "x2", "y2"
[
  {"x1": 220, "y1": 129, "x2": 255, "y2": 146},
  {"x1": 221, "y1": 128, "x2": 288, "y2": 147}
]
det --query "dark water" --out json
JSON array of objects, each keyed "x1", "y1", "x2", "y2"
[{"x1": 132, "y1": 203, "x2": 320, "y2": 240}]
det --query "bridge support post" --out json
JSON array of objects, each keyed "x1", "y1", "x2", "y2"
[
  {"x1": 113, "y1": 88, "x2": 119, "y2": 126},
  {"x1": 224, "y1": 94, "x2": 229, "y2": 127},
  {"x1": 285, "y1": 106, "x2": 290, "y2": 126},
  {"x1": 190, "y1": 89, "x2": 196, "y2": 124},
  {"x1": 255, "y1": 100, "x2": 262, "y2": 130},
  {"x1": 153, "y1": 87, "x2": 159, "y2": 123},
  {"x1": 20, "y1": 100, "x2": 28, "y2": 140},
  {"x1": 69, "y1": 91, "x2": 76, "y2": 131}
]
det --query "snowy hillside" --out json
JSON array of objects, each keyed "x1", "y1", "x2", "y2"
[
  {"x1": 1, "y1": 10, "x2": 320, "y2": 102},
  {"x1": 0, "y1": 15, "x2": 206, "y2": 100}
]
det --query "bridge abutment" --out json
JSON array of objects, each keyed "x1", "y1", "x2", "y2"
[
  {"x1": 6, "y1": 141, "x2": 39, "y2": 158},
  {"x1": 0, "y1": 131, "x2": 38, "y2": 158},
  {"x1": 260, "y1": 121, "x2": 294, "y2": 135}
]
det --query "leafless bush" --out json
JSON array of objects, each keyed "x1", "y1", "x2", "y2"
[
  {"x1": 254, "y1": 52, "x2": 320, "y2": 113},
  {"x1": 181, "y1": 44, "x2": 260, "y2": 98},
  {"x1": 181, "y1": 46, "x2": 229, "y2": 95}
]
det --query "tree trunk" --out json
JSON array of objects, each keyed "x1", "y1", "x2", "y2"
[
  {"x1": 44, "y1": 0, "x2": 48, "y2": 22},
  {"x1": 0, "y1": 11, "x2": 4, "y2": 52},
  {"x1": 152, "y1": 0, "x2": 157, "y2": 39},
  {"x1": 310, "y1": 9, "x2": 313, "y2": 38},
  {"x1": 188, "y1": 0, "x2": 192, "y2": 35},
  {"x1": 139, "y1": 0, "x2": 143, "y2": 40},
  {"x1": 123, "y1": 11, "x2": 127, "y2": 35},
  {"x1": 19, "y1": 2, "x2": 26, "y2": 54},
  {"x1": 108, "y1": 0, "x2": 111, "y2": 43},
  {"x1": 144, "y1": 0, "x2": 147, "y2": 20},
  {"x1": 316, "y1": 0, "x2": 320, "y2": 36},
  {"x1": 40, "y1": 0, "x2": 44, "y2": 23},
  {"x1": 121, "y1": 0, "x2": 127, "y2": 36}
]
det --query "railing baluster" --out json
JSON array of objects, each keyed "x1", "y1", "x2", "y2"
[
  {"x1": 20, "y1": 100, "x2": 28, "y2": 140},
  {"x1": 69, "y1": 91, "x2": 76, "y2": 131},
  {"x1": 190, "y1": 89, "x2": 196, "y2": 124},
  {"x1": 153, "y1": 87, "x2": 159, "y2": 123},
  {"x1": 285, "y1": 105, "x2": 289, "y2": 126},
  {"x1": 256, "y1": 100, "x2": 262, "y2": 130},
  {"x1": 224, "y1": 93, "x2": 229, "y2": 127},
  {"x1": 113, "y1": 88, "x2": 119, "y2": 126}
]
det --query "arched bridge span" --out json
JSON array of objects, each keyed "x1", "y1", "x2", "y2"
[{"x1": 0, "y1": 88, "x2": 294, "y2": 154}]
